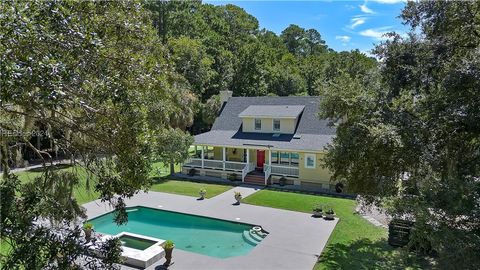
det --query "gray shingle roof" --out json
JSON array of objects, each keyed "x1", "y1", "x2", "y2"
[
  {"x1": 238, "y1": 105, "x2": 305, "y2": 118},
  {"x1": 194, "y1": 130, "x2": 334, "y2": 152},
  {"x1": 195, "y1": 96, "x2": 336, "y2": 152}
]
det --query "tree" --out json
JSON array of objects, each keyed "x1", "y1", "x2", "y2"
[
  {"x1": 167, "y1": 36, "x2": 215, "y2": 95},
  {"x1": 281, "y1": 24, "x2": 327, "y2": 57},
  {"x1": 0, "y1": 174, "x2": 123, "y2": 269},
  {"x1": 0, "y1": 0, "x2": 193, "y2": 267},
  {"x1": 319, "y1": 1, "x2": 480, "y2": 268},
  {"x1": 201, "y1": 94, "x2": 222, "y2": 126},
  {"x1": 305, "y1": 29, "x2": 327, "y2": 55},
  {"x1": 231, "y1": 41, "x2": 268, "y2": 97},
  {"x1": 155, "y1": 129, "x2": 194, "y2": 175},
  {"x1": 267, "y1": 53, "x2": 306, "y2": 96}
]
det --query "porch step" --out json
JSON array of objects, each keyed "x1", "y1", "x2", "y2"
[{"x1": 244, "y1": 173, "x2": 266, "y2": 186}]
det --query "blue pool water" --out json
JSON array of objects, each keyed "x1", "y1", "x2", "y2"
[{"x1": 88, "y1": 206, "x2": 265, "y2": 258}]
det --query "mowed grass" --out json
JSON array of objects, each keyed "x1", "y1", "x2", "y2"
[
  {"x1": 149, "y1": 178, "x2": 231, "y2": 198},
  {"x1": 243, "y1": 189, "x2": 425, "y2": 270},
  {"x1": 14, "y1": 165, "x2": 99, "y2": 205},
  {"x1": 11, "y1": 162, "x2": 232, "y2": 203}
]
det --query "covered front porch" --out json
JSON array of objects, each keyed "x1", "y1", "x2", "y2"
[{"x1": 183, "y1": 145, "x2": 300, "y2": 184}]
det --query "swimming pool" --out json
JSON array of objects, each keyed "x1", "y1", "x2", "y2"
[{"x1": 88, "y1": 206, "x2": 267, "y2": 258}]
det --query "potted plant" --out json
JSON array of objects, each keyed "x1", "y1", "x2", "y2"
[
  {"x1": 83, "y1": 223, "x2": 93, "y2": 241},
  {"x1": 325, "y1": 208, "x2": 335, "y2": 220},
  {"x1": 312, "y1": 204, "x2": 323, "y2": 217},
  {"x1": 199, "y1": 188, "x2": 207, "y2": 200},
  {"x1": 234, "y1": 191, "x2": 242, "y2": 205},
  {"x1": 279, "y1": 176, "x2": 287, "y2": 186},
  {"x1": 163, "y1": 240, "x2": 175, "y2": 266}
]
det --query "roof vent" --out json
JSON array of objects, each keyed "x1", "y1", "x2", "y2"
[
  {"x1": 272, "y1": 133, "x2": 281, "y2": 137},
  {"x1": 293, "y1": 134, "x2": 301, "y2": 139}
]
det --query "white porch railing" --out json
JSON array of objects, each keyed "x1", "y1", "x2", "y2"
[
  {"x1": 203, "y1": 159, "x2": 223, "y2": 169},
  {"x1": 241, "y1": 162, "x2": 256, "y2": 182},
  {"x1": 183, "y1": 158, "x2": 202, "y2": 167},
  {"x1": 183, "y1": 158, "x2": 247, "y2": 172},
  {"x1": 225, "y1": 161, "x2": 246, "y2": 171},
  {"x1": 271, "y1": 165, "x2": 299, "y2": 177},
  {"x1": 263, "y1": 164, "x2": 272, "y2": 185}
]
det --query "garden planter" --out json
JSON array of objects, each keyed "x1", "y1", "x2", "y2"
[
  {"x1": 325, "y1": 213, "x2": 335, "y2": 220},
  {"x1": 84, "y1": 228, "x2": 92, "y2": 241},
  {"x1": 234, "y1": 192, "x2": 242, "y2": 205},
  {"x1": 163, "y1": 245, "x2": 174, "y2": 266}
]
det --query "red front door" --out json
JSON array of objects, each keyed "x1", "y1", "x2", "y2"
[{"x1": 257, "y1": 150, "x2": 265, "y2": 169}]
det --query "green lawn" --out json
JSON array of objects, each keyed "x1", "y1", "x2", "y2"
[
  {"x1": 150, "y1": 178, "x2": 231, "y2": 198},
  {"x1": 15, "y1": 165, "x2": 99, "y2": 205},
  {"x1": 243, "y1": 189, "x2": 425, "y2": 270},
  {"x1": 12, "y1": 162, "x2": 232, "y2": 202}
]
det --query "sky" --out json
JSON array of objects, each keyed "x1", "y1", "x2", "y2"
[{"x1": 205, "y1": 0, "x2": 409, "y2": 54}]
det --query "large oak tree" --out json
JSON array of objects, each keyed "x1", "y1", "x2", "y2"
[
  {"x1": 0, "y1": 0, "x2": 193, "y2": 268},
  {"x1": 319, "y1": 1, "x2": 480, "y2": 268}
]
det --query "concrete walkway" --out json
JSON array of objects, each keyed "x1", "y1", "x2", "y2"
[
  {"x1": 84, "y1": 185, "x2": 338, "y2": 270},
  {"x1": 9, "y1": 159, "x2": 72, "y2": 173}
]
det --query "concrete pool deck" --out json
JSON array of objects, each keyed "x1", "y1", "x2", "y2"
[{"x1": 83, "y1": 185, "x2": 338, "y2": 270}]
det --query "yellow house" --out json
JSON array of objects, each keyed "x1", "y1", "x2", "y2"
[{"x1": 182, "y1": 92, "x2": 337, "y2": 190}]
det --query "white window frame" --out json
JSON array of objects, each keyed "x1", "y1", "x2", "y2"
[
  {"x1": 273, "y1": 119, "x2": 281, "y2": 131},
  {"x1": 304, "y1": 153, "x2": 316, "y2": 169},
  {"x1": 254, "y1": 118, "x2": 262, "y2": 130}
]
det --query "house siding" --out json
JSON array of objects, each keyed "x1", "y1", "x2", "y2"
[
  {"x1": 242, "y1": 117, "x2": 295, "y2": 134},
  {"x1": 298, "y1": 152, "x2": 331, "y2": 186}
]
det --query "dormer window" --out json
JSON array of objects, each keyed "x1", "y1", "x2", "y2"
[
  {"x1": 273, "y1": 119, "x2": 281, "y2": 131},
  {"x1": 239, "y1": 105, "x2": 304, "y2": 134},
  {"x1": 254, "y1": 119, "x2": 262, "y2": 130}
]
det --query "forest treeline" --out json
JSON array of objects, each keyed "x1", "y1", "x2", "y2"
[{"x1": 144, "y1": 0, "x2": 376, "y2": 132}]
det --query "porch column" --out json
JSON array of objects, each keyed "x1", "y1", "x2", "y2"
[
  {"x1": 246, "y1": 149, "x2": 250, "y2": 164},
  {"x1": 201, "y1": 146, "x2": 204, "y2": 168},
  {"x1": 222, "y1": 147, "x2": 226, "y2": 170},
  {"x1": 194, "y1": 145, "x2": 198, "y2": 157},
  {"x1": 268, "y1": 149, "x2": 272, "y2": 166}
]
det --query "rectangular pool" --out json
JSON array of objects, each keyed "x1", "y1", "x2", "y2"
[{"x1": 88, "y1": 206, "x2": 266, "y2": 258}]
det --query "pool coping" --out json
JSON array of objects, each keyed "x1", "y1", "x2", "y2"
[{"x1": 88, "y1": 205, "x2": 267, "y2": 232}]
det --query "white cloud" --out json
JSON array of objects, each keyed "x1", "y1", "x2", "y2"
[
  {"x1": 345, "y1": 4, "x2": 356, "y2": 10},
  {"x1": 359, "y1": 29, "x2": 390, "y2": 40},
  {"x1": 350, "y1": 17, "x2": 366, "y2": 29},
  {"x1": 336, "y1": 35, "x2": 351, "y2": 43},
  {"x1": 359, "y1": 2, "x2": 375, "y2": 14}
]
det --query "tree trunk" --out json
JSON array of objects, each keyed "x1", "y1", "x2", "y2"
[
  {"x1": 1, "y1": 141, "x2": 10, "y2": 177},
  {"x1": 170, "y1": 163, "x2": 175, "y2": 175}
]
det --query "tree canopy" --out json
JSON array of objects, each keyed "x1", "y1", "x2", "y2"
[
  {"x1": 143, "y1": 1, "x2": 376, "y2": 131},
  {"x1": 1, "y1": 0, "x2": 377, "y2": 268},
  {"x1": 319, "y1": 1, "x2": 480, "y2": 268},
  {"x1": 1, "y1": 0, "x2": 193, "y2": 268}
]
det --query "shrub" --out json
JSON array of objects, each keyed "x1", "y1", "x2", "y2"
[
  {"x1": 313, "y1": 204, "x2": 324, "y2": 212},
  {"x1": 164, "y1": 240, "x2": 175, "y2": 249}
]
